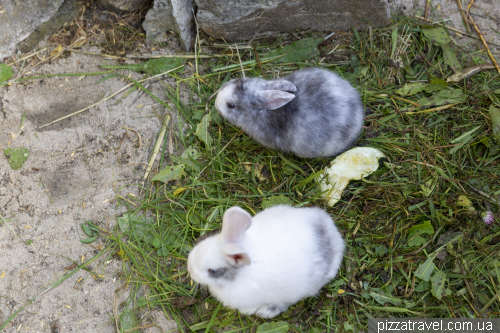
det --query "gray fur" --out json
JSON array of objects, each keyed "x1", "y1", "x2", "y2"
[
  {"x1": 214, "y1": 68, "x2": 364, "y2": 158},
  {"x1": 313, "y1": 222, "x2": 333, "y2": 276},
  {"x1": 208, "y1": 267, "x2": 238, "y2": 281}
]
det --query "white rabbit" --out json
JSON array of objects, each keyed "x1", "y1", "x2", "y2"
[
  {"x1": 187, "y1": 205, "x2": 344, "y2": 318},
  {"x1": 214, "y1": 67, "x2": 364, "y2": 158}
]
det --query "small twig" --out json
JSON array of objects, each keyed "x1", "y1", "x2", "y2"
[
  {"x1": 126, "y1": 54, "x2": 224, "y2": 59},
  {"x1": 424, "y1": 0, "x2": 430, "y2": 19},
  {"x1": 235, "y1": 44, "x2": 245, "y2": 78},
  {"x1": 253, "y1": 46, "x2": 265, "y2": 78},
  {"x1": 121, "y1": 126, "x2": 142, "y2": 149},
  {"x1": 466, "y1": 0, "x2": 476, "y2": 12},
  {"x1": 455, "y1": 0, "x2": 471, "y2": 33},
  {"x1": 403, "y1": 238, "x2": 434, "y2": 256},
  {"x1": 38, "y1": 66, "x2": 183, "y2": 129},
  {"x1": 465, "y1": 183, "x2": 500, "y2": 205},
  {"x1": 143, "y1": 114, "x2": 171, "y2": 181},
  {"x1": 127, "y1": 83, "x2": 150, "y2": 107},
  {"x1": 192, "y1": 7, "x2": 201, "y2": 93},
  {"x1": 405, "y1": 102, "x2": 464, "y2": 115},
  {"x1": 468, "y1": 14, "x2": 500, "y2": 75}
]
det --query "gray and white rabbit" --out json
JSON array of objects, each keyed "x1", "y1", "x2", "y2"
[
  {"x1": 187, "y1": 205, "x2": 345, "y2": 318},
  {"x1": 214, "y1": 67, "x2": 364, "y2": 158}
]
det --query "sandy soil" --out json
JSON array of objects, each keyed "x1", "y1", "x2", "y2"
[
  {"x1": 390, "y1": 0, "x2": 500, "y2": 56},
  {"x1": 0, "y1": 49, "x2": 179, "y2": 332}
]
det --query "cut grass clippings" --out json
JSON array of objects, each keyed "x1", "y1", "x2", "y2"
[{"x1": 101, "y1": 17, "x2": 500, "y2": 332}]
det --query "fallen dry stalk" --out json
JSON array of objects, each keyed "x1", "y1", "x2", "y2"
[
  {"x1": 143, "y1": 114, "x2": 171, "y2": 181},
  {"x1": 38, "y1": 66, "x2": 183, "y2": 129},
  {"x1": 406, "y1": 102, "x2": 464, "y2": 115},
  {"x1": 468, "y1": 14, "x2": 500, "y2": 75},
  {"x1": 454, "y1": 0, "x2": 471, "y2": 33}
]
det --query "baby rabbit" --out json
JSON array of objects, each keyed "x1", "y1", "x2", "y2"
[
  {"x1": 187, "y1": 205, "x2": 344, "y2": 318},
  {"x1": 214, "y1": 67, "x2": 364, "y2": 158}
]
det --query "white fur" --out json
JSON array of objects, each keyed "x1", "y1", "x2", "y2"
[{"x1": 187, "y1": 205, "x2": 345, "y2": 318}]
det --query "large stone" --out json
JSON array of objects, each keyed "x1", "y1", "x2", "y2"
[
  {"x1": 18, "y1": 0, "x2": 78, "y2": 54},
  {"x1": 143, "y1": 0, "x2": 196, "y2": 52},
  {"x1": 0, "y1": 0, "x2": 64, "y2": 61},
  {"x1": 195, "y1": 0, "x2": 390, "y2": 42},
  {"x1": 97, "y1": 0, "x2": 147, "y2": 12}
]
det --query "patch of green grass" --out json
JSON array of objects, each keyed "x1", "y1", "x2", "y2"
[{"x1": 105, "y1": 17, "x2": 500, "y2": 332}]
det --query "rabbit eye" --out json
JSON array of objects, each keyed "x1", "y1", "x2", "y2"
[
  {"x1": 208, "y1": 268, "x2": 227, "y2": 278},
  {"x1": 226, "y1": 102, "x2": 235, "y2": 109}
]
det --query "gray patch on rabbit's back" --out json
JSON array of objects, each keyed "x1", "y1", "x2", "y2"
[{"x1": 314, "y1": 222, "x2": 333, "y2": 273}]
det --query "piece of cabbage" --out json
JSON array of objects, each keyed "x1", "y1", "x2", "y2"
[{"x1": 319, "y1": 147, "x2": 386, "y2": 207}]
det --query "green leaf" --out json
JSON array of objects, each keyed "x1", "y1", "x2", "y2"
[
  {"x1": 100, "y1": 57, "x2": 185, "y2": 75},
  {"x1": 120, "y1": 309, "x2": 139, "y2": 333},
  {"x1": 256, "y1": 321, "x2": 289, "y2": 333},
  {"x1": 194, "y1": 113, "x2": 213, "y2": 147},
  {"x1": 369, "y1": 290, "x2": 402, "y2": 306},
  {"x1": 157, "y1": 247, "x2": 170, "y2": 256},
  {"x1": 82, "y1": 223, "x2": 93, "y2": 237},
  {"x1": 265, "y1": 37, "x2": 323, "y2": 63},
  {"x1": 163, "y1": 233, "x2": 177, "y2": 246},
  {"x1": 408, "y1": 234, "x2": 427, "y2": 247},
  {"x1": 4, "y1": 147, "x2": 30, "y2": 170},
  {"x1": 181, "y1": 146, "x2": 201, "y2": 160},
  {"x1": 407, "y1": 220, "x2": 434, "y2": 239},
  {"x1": 262, "y1": 195, "x2": 292, "y2": 209},
  {"x1": 117, "y1": 213, "x2": 133, "y2": 232},
  {"x1": 26, "y1": 240, "x2": 33, "y2": 246},
  {"x1": 429, "y1": 76, "x2": 448, "y2": 87},
  {"x1": 80, "y1": 235, "x2": 98, "y2": 243},
  {"x1": 152, "y1": 237, "x2": 162, "y2": 249},
  {"x1": 95, "y1": 73, "x2": 120, "y2": 84},
  {"x1": 417, "y1": 88, "x2": 465, "y2": 108},
  {"x1": 374, "y1": 245, "x2": 388, "y2": 256},
  {"x1": 415, "y1": 279, "x2": 431, "y2": 292},
  {"x1": 171, "y1": 146, "x2": 202, "y2": 171},
  {"x1": 430, "y1": 269, "x2": 447, "y2": 300},
  {"x1": 421, "y1": 27, "x2": 461, "y2": 71},
  {"x1": 441, "y1": 45, "x2": 462, "y2": 72},
  {"x1": 390, "y1": 28, "x2": 398, "y2": 60},
  {"x1": 137, "y1": 297, "x2": 149, "y2": 308},
  {"x1": 151, "y1": 164, "x2": 186, "y2": 183},
  {"x1": 489, "y1": 105, "x2": 500, "y2": 142},
  {"x1": 420, "y1": 177, "x2": 437, "y2": 197},
  {"x1": 86, "y1": 221, "x2": 100, "y2": 232},
  {"x1": 414, "y1": 255, "x2": 436, "y2": 282},
  {"x1": 0, "y1": 63, "x2": 13, "y2": 82},
  {"x1": 141, "y1": 57, "x2": 185, "y2": 74},
  {"x1": 394, "y1": 82, "x2": 443, "y2": 96},
  {"x1": 449, "y1": 125, "x2": 481, "y2": 154}
]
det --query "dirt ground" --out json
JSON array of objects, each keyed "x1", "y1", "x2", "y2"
[
  {"x1": 0, "y1": 48, "x2": 180, "y2": 332},
  {"x1": 390, "y1": 0, "x2": 500, "y2": 55},
  {"x1": 1, "y1": 1, "x2": 499, "y2": 332}
]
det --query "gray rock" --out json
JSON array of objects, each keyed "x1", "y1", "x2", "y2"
[
  {"x1": 97, "y1": 0, "x2": 147, "y2": 12},
  {"x1": 195, "y1": 0, "x2": 390, "y2": 42},
  {"x1": 0, "y1": 0, "x2": 64, "y2": 61},
  {"x1": 18, "y1": 0, "x2": 78, "y2": 54},
  {"x1": 143, "y1": 0, "x2": 196, "y2": 52}
]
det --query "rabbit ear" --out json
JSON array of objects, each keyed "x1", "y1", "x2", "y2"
[
  {"x1": 265, "y1": 79, "x2": 297, "y2": 92},
  {"x1": 221, "y1": 207, "x2": 252, "y2": 244},
  {"x1": 255, "y1": 90, "x2": 296, "y2": 110},
  {"x1": 223, "y1": 243, "x2": 251, "y2": 266}
]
